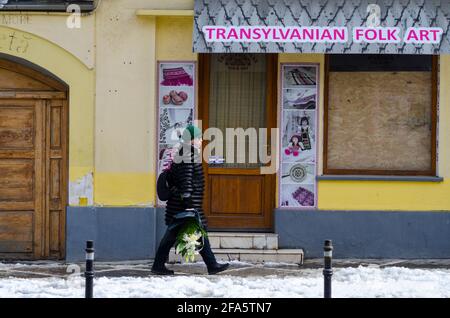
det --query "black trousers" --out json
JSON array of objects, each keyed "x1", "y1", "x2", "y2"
[{"x1": 152, "y1": 224, "x2": 217, "y2": 269}]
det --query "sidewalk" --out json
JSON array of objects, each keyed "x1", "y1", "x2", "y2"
[{"x1": 2, "y1": 259, "x2": 450, "y2": 279}]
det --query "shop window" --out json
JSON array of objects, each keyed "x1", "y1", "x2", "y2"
[
  {"x1": 208, "y1": 54, "x2": 268, "y2": 168},
  {"x1": 325, "y1": 54, "x2": 438, "y2": 176}
]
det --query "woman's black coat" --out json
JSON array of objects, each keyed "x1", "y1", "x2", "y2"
[{"x1": 165, "y1": 144, "x2": 207, "y2": 228}]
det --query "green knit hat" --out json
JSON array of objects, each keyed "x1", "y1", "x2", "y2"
[{"x1": 182, "y1": 125, "x2": 202, "y2": 142}]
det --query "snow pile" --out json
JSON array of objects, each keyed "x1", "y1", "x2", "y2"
[{"x1": 0, "y1": 266, "x2": 449, "y2": 298}]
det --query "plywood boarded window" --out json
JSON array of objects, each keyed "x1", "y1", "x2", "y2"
[{"x1": 325, "y1": 55, "x2": 437, "y2": 176}]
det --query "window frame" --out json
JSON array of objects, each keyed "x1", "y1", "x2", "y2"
[{"x1": 323, "y1": 55, "x2": 438, "y2": 177}]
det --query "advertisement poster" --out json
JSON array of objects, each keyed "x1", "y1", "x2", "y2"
[
  {"x1": 280, "y1": 65, "x2": 318, "y2": 208},
  {"x1": 157, "y1": 62, "x2": 196, "y2": 206}
]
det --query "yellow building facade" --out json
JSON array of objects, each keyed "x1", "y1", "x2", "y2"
[{"x1": 1, "y1": 0, "x2": 449, "y2": 261}]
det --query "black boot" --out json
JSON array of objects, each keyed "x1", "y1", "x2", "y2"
[
  {"x1": 207, "y1": 263, "x2": 230, "y2": 275},
  {"x1": 200, "y1": 237, "x2": 230, "y2": 275},
  {"x1": 151, "y1": 227, "x2": 179, "y2": 276},
  {"x1": 151, "y1": 265, "x2": 174, "y2": 276}
]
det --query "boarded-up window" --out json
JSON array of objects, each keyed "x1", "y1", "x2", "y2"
[{"x1": 325, "y1": 54, "x2": 437, "y2": 175}]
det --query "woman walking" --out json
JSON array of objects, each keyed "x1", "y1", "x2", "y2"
[{"x1": 152, "y1": 125, "x2": 229, "y2": 275}]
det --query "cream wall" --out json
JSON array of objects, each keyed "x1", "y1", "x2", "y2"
[{"x1": 0, "y1": 12, "x2": 95, "y2": 69}]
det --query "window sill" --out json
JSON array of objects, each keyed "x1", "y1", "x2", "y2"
[{"x1": 316, "y1": 175, "x2": 444, "y2": 182}]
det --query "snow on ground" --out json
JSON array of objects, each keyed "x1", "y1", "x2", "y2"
[{"x1": 0, "y1": 265, "x2": 450, "y2": 298}]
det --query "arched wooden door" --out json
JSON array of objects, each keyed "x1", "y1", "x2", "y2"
[{"x1": 0, "y1": 57, "x2": 68, "y2": 260}]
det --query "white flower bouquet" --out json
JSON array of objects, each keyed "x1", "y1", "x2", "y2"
[{"x1": 175, "y1": 218, "x2": 208, "y2": 263}]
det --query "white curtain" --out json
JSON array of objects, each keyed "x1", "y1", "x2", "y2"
[{"x1": 209, "y1": 54, "x2": 267, "y2": 167}]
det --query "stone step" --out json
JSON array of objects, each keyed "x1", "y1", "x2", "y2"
[
  {"x1": 207, "y1": 232, "x2": 279, "y2": 250},
  {"x1": 169, "y1": 248, "x2": 304, "y2": 265}
]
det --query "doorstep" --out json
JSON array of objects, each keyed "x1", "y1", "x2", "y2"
[
  {"x1": 208, "y1": 232, "x2": 279, "y2": 250},
  {"x1": 168, "y1": 248, "x2": 304, "y2": 265}
]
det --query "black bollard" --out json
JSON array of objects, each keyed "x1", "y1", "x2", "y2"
[
  {"x1": 85, "y1": 240, "x2": 95, "y2": 298},
  {"x1": 323, "y1": 240, "x2": 333, "y2": 299}
]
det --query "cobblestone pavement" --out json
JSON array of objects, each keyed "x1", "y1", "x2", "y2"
[{"x1": 1, "y1": 259, "x2": 450, "y2": 279}]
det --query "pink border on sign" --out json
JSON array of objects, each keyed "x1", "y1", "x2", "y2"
[
  {"x1": 156, "y1": 61, "x2": 197, "y2": 208},
  {"x1": 278, "y1": 63, "x2": 320, "y2": 210}
]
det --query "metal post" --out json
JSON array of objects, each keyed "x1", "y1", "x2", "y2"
[
  {"x1": 85, "y1": 240, "x2": 95, "y2": 298},
  {"x1": 323, "y1": 240, "x2": 333, "y2": 299}
]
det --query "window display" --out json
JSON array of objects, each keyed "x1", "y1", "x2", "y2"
[
  {"x1": 279, "y1": 65, "x2": 319, "y2": 208},
  {"x1": 157, "y1": 62, "x2": 196, "y2": 206}
]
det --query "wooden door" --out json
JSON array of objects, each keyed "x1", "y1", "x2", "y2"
[
  {"x1": 0, "y1": 99, "x2": 45, "y2": 258},
  {"x1": 45, "y1": 98, "x2": 68, "y2": 259},
  {"x1": 0, "y1": 60, "x2": 68, "y2": 260},
  {"x1": 199, "y1": 54, "x2": 277, "y2": 231}
]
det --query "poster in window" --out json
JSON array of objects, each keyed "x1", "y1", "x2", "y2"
[
  {"x1": 281, "y1": 110, "x2": 316, "y2": 164},
  {"x1": 282, "y1": 88, "x2": 316, "y2": 110},
  {"x1": 159, "y1": 87, "x2": 195, "y2": 108},
  {"x1": 280, "y1": 184, "x2": 315, "y2": 208},
  {"x1": 281, "y1": 163, "x2": 315, "y2": 185},
  {"x1": 159, "y1": 108, "x2": 194, "y2": 144},
  {"x1": 280, "y1": 64, "x2": 318, "y2": 209},
  {"x1": 159, "y1": 63, "x2": 194, "y2": 87},
  {"x1": 157, "y1": 62, "x2": 196, "y2": 207},
  {"x1": 283, "y1": 66, "x2": 317, "y2": 88}
]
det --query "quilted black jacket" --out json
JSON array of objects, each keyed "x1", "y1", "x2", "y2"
[{"x1": 165, "y1": 145, "x2": 207, "y2": 228}]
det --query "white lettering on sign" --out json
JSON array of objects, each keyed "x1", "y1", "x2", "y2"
[
  {"x1": 202, "y1": 26, "x2": 348, "y2": 43},
  {"x1": 404, "y1": 27, "x2": 444, "y2": 44},
  {"x1": 353, "y1": 27, "x2": 401, "y2": 43},
  {"x1": 202, "y1": 26, "x2": 444, "y2": 46}
]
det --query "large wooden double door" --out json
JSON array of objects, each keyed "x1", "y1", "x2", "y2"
[
  {"x1": 199, "y1": 54, "x2": 277, "y2": 231},
  {"x1": 0, "y1": 59, "x2": 68, "y2": 259}
]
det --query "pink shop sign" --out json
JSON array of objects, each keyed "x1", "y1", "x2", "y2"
[{"x1": 202, "y1": 26, "x2": 444, "y2": 45}]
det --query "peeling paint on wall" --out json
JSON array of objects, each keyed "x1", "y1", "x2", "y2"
[{"x1": 69, "y1": 172, "x2": 94, "y2": 206}]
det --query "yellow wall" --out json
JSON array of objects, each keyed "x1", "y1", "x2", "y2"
[
  {"x1": 156, "y1": 16, "x2": 197, "y2": 62},
  {"x1": 94, "y1": 0, "x2": 157, "y2": 206},
  {"x1": 0, "y1": 24, "x2": 95, "y2": 206},
  {"x1": 6, "y1": 0, "x2": 449, "y2": 211},
  {"x1": 92, "y1": 3, "x2": 197, "y2": 206}
]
